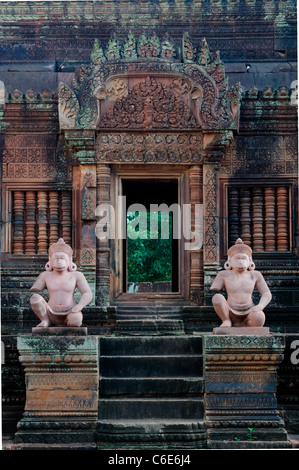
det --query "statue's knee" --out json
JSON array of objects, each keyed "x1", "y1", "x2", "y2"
[
  {"x1": 212, "y1": 293, "x2": 225, "y2": 307},
  {"x1": 66, "y1": 313, "x2": 82, "y2": 328},
  {"x1": 30, "y1": 294, "x2": 42, "y2": 305},
  {"x1": 248, "y1": 310, "x2": 265, "y2": 327},
  {"x1": 255, "y1": 311, "x2": 265, "y2": 327}
]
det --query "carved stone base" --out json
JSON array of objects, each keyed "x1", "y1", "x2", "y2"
[
  {"x1": 204, "y1": 334, "x2": 292, "y2": 449},
  {"x1": 13, "y1": 335, "x2": 98, "y2": 449}
]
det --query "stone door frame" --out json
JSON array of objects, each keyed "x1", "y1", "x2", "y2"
[{"x1": 110, "y1": 164, "x2": 191, "y2": 304}]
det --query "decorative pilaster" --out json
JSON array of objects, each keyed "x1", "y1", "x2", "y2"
[
  {"x1": 203, "y1": 163, "x2": 220, "y2": 270},
  {"x1": 96, "y1": 164, "x2": 111, "y2": 307},
  {"x1": 79, "y1": 166, "x2": 97, "y2": 304},
  {"x1": 14, "y1": 334, "x2": 98, "y2": 449},
  {"x1": 204, "y1": 334, "x2": 291, "y2": 449},
  {"x1": 189, "y1": 165, "x2": 203, "y2": 304}
]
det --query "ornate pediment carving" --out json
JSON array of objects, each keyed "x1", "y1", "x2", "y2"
[
  {"x1": 100, "y1": 76, "x2": 197, "y2": 130},
  {"x1": 58, "y1": 32, "x2": 242, "y2": 133}
]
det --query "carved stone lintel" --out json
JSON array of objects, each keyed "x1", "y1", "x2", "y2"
[{"x1": 96, "y1": 132, "x2": 203, "y2": 165}]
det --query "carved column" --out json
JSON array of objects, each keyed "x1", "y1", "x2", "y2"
[
  {"x1": 49, "y1": 191, "x2": 60, "y2": 245},
  {"x1": 25, "y1": 191, "x2": 36, "y2": 254},
  {"x1": 96, "y1": 164, "x2": 111, "y2": 307},
  {"x1": 61, "y1": 190, "x2": 72, "y2": 246},
  {"x1": 277, "y1": 187, "x2": 289, "y2": 251},
  {"x1": 252, "y1": 188, "x2": 264, "y2": 252},
  {"x1": 240, "y1": 188, "x2": 252, "y2": 247},
  {"x1": 13, "y1": 191, "x2": 25, "y2": 254},
  {"x1": 265, "y1": 187, "x2": 276, "y2": 251},
  {"x1": 228, "y1": 188, "x2": 239, "y2": 248},
  {"x1": 189, "y1": 165, "x2": 203, "y2": 304},
  {"x1": 37, "y1": 191, "x2": 48, "y2": 254}
]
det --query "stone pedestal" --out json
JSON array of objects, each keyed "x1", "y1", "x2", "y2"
[
  {"x1": 213, "y1": 327, "x2": 270, "y2": 336},
  {"x1": 204, "y1": 334, "x2": 292, "y2": 449},
  {"x1": 13, "y1": 332, "x2": 98, "y2": 450}
]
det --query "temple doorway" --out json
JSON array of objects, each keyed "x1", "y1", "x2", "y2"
[{"x1": 122, "y1": 179, "x2": 179, "y2": 294}]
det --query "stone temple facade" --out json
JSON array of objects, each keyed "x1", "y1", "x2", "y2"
[{"x1": 0, "y1": 0, "x2": 298, "y2": 450}]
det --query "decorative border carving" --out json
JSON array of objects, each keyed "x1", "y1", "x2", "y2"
[{"x1": 96, "y1": 132, "x2": 202, "y2": 165}]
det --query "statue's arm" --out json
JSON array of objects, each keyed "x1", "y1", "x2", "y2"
[
  {"x1": 74, "y1": 272, "x2": 93, "y2": 310},
  {"x1": 255, "y1": 271, "x2": 272, "y2": 310},
  {"x1": 30, "y1": 272, "x2": 47, "y2": 292},
  {"x1": 210, "y1": 271, "x2": 225, "y2": 291}
]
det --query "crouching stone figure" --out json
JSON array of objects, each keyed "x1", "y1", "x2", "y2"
[
  {"x1": 30, "y1": 238, "x2": 92, "y2": 327},
  {"x1": 210, "y1": 238, "x2": 272, "y2": 328}
]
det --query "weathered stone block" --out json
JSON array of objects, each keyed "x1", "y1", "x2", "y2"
[
  {"x1": 13, "y1": 335, "x2": 98, "y2": 449},
  {"x1": 204, "y1": 334, "x2": 292, "y2": 449}
]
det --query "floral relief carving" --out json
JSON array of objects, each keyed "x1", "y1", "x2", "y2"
[{"x1": 100, "y1": 76, "x2": 197, "y2": 130}]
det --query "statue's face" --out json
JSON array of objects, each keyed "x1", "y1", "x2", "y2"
[
  {"x1": 230, "y1": 253, "x2": 250, "y2": 270},
  {"x1": 51, "y1": 252, "x2": 69, "y2": 271}
]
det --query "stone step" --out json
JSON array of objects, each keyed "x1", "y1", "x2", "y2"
[
  {"x1": 99, "y1": 335, "x2": 202, "y2": 356},
  {"x1": 100, "y1": 377, "x2": 204, "y2": 396},
  {"x1": 95, "y1": 419, "x2": 207, "y2": 449},
  {"x1": 98, "y1": 397, "x2": 204, "y2": 420},
  {"x1": 100, "y1": 355, "x2": 203, "y2": 377}
]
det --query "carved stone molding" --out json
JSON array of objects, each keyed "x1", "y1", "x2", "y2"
[{"x1": 96, "y1": 132, "x2": 203, "y2": 165}]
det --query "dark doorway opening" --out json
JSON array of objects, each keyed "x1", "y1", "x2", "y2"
[{"x1": 122, "y1": 179, "x2": 179, "y2": 294}]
